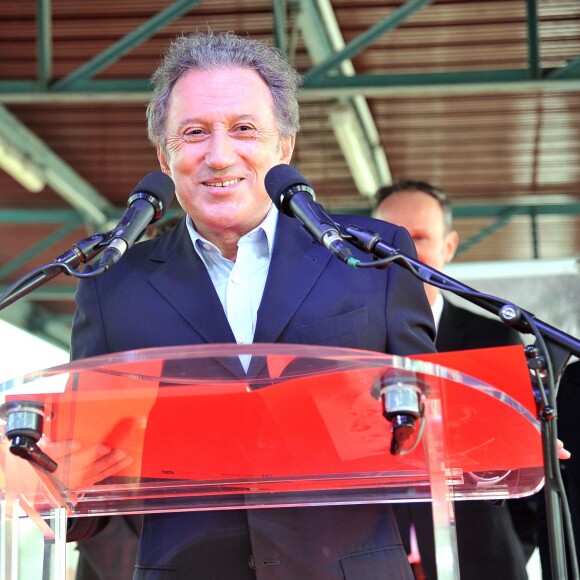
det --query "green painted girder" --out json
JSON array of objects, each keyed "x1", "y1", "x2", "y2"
[
  {"x1": 453, "y1": 203, "x2": 580, "y2": 256},
  {"x1": 0, "y1": 0, "x2": 577, "y2": 104},
  {"x1": 302, "y1": 0, "x2": 436, "y2": 85},
  {"x1": 1, "y1": 203, "x2": 577, "y2": 287},
  {"x1": 456, "y1": 207, "x2": 521, "y2": 256},
  {"x1": 3, "y1": 68, "x2": 578, "y2": 104},
  {"x1": 0, "y1": 209, "x2": 83, "y2": 223},
  {"x1": 526, "y1": 0, "x2": 541, "y2": 80},
  {"x1": 530, "y1": 207, "x2": 540, "y2": 259},
  {"x1": 37, "y1": 0, "x2": 52, "y2": 87},
  {"x1": 1, "y1": 203, "x2": 579, "y2": 225},
  {"x1": 272, "y1": 0, "x2": 288, "y2": 55},
  {"x1": 0, "y1": 105, "x2": 115, "y2": 224},
  {"x1": 547, "y1": 57, "x2": 580, "y2": 80},
  {"x1": 0, "y1": 209, "x2": 185, "y2": 282},
  {"x1": 0, "y1": 208, "x2": 185, "y2": 224},
  {"x1": 51, "y1": 0, "x2": 204, "y2": 91},
  {"x1": 452, "y1": 203, "x2": 580, "y2": 219},
  {"x1": 0, "y1": 218, "x2": 81, "y2": 279},
  {"x1": 3, "y1": 0, "x2": 575, "y2": 102},
  {"x1": 304, "y1": 69, "x2": 536, "y2": 89},
  {"x1": 0, "y1": 285, "x2": 75, "y2": 301}
]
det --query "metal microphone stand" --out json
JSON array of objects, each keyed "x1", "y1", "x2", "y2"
[
  {"x1": 0, "y1": 231, "x2": 113, "y2": 310},
  {"x1": 342, "y1": 223, "x2": 580, "y2": 580},
  {"x1": 0, "y1": 231, "x2": 115, "y2": 471}
]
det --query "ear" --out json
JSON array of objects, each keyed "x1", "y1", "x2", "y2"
[
  {"x1": 444, "y1": 229, "x2": 459, "y2": 264},
  {"x1": 279, "y1": 134, "x2": 295, "y2": 164},
  {"x1": 157, "y1": 145, "x2": 170, "y2": 174}
]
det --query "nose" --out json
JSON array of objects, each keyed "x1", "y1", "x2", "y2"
[{"x1": 205, "y1": 130, "x2": 236, "y2": 170}]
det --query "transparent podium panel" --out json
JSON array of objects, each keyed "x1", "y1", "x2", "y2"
[{"x1": 0, "y1": 343, "x2": 543, "y2": 580}]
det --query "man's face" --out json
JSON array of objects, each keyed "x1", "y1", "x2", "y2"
[
  {"x1": 157, "y1": 67, "x2": 295, "y2": 245},
  {"x1": 374, "y1": 190, "x2": 458, "y2": 304}
]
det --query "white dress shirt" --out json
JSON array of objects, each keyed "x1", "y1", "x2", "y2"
[
  {"x1": 186, "y1": 205, "x2": 278, "y2": 370},
  {"x1": 431, "y1": 291, "x2": 444, "y2": 331}
]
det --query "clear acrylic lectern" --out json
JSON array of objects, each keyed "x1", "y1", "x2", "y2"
[{"x1": 0, "y1": 343, "x2": 543, "y2": 580}]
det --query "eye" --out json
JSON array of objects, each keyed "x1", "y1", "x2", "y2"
[
  {"x1": 179, "y1": 128, "x2": 207, "y2": 144},
  {"x1": 184, "y1": 128, "x2": 204, "y2": 136},
  {"x1": 232, "y1": 123, "x2": 257, "y2": 135}
]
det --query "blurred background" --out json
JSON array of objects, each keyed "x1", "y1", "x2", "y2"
[
  {"x1": 0, "y1": 3, "x2": 578, "y2": 578},
  {"x1": 0, "y1": 0, "x2": 579, "y2": 355}
]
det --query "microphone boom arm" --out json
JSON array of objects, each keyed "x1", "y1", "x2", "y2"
[
  {"x1": 0, "y1": 231, "x2": 114, "y2": 311},
  {"x1": 342, "y1": 222, "x2": 580, "y2": 580},
  {"x1": 342, "y1": 224, "x2": 580, "y2": 365}
]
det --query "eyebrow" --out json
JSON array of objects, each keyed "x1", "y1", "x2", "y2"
[{"x1": 176, "y1": 113, "x2": 261, "y2": 129}]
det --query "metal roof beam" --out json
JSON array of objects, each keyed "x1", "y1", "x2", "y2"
[
  {"x1": 304, "y1": 69, "x2": 533, "y2": 89},
  {"x1": 456, "y1": 208, "x2": 522, "y2": 256},
  {"x1": 0, "y1": 285, "x2": 76, "y2": 302},
  {"x1": 0, "y1": 105, "x2": 115, "y2": 226},
  {"x1": 297, "y1": 0, "x2": 391, "y2": 196},
  {"x1": 302, "y1": 0, "x2": 435, "y2": 85},
  {"x1": 0, "y1": 218, "x2": 81, "y2": 280},
  {"x1": 36, "y1": 0, "x2": 52, "y2": 86},
  {"x1": 0, "y1": 209, "x2": 82, "y2": 223},
  {"x1": 52, "y1": 0, "x2": 203, "y2": 91},
  {"x1": 452, "y1": 203, "x2": 580, "y2": 219},
  {"x1": 272, "y1": 0, "x2": 288, "y2": 55},
  {"x1": 2, "y1": 202, "x2": 579, "y2": 224},
  {"x1": 526, "y1": 0, "x2": 541, "y2": 80},
  {"x1": 546, "y1": 57, "x2": 580, "y2": 80},
  {"x1": 3, "y1": 74, "x2": 580, "y2": 104}
]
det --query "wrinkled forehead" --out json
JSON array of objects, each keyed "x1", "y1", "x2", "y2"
[{"x1": 167, "y1": 67, "x2": 278, "y2": 126}]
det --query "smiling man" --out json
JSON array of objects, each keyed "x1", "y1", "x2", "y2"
[
  {"x1": 157, "y1": 66, "x2": 294, "y2": 261},
  {"x1": 69, "y1": 31, "x2": 437, "y2": 580}
]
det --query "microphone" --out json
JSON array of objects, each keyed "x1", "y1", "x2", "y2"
[
  {"x1": 373, "y1": 372, "x2": 423, "y2": 455},
  {"x1": 98, "y1": 171, "x2": 175, "y2": 270},
  {"x1": 264, "y1": 164, "x2": 358, "y2": 266}
]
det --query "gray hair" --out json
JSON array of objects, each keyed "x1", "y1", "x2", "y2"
[{"x1": 147, "y1": 30, "x2": 302, "y2": 149}]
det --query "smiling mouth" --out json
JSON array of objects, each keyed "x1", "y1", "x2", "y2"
[{"x1": 204, "y1": 178, "x2": 242, "y2": 187}]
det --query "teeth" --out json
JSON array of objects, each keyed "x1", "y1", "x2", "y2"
[{"x1": 206, "y1": 179, "x2": 240, "y2": 187}]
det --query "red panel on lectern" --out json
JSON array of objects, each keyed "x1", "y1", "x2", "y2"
[
  {"x1": 134, "y1": 345, "x2": 540, "y2": 480},
  {"x1": 411, "y1": 344, "x2": 536, "y2": 414},
  {"x1": 4, "y1": 345, "x2": 542, "y2": 490}
]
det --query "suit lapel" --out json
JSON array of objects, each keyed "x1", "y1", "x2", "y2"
[
  {"x1": 147, "y1": 219, "x2": 237, "y2": 346},
  {"x1": 253, "y1": 214, "x2": 332, "y2": 345},
  {"x1": 146, "y1": 216, "x2": 331, "y2": 379}
]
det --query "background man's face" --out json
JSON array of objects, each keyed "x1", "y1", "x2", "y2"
[{"x1": 374, "y1": 189, "x2": 458, "y2": 304}]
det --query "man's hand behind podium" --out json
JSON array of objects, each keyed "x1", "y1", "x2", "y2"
[
  {"x1": 39, "y1": 437, "x2": 133, "y2": 490},
  {"x1": 557, "y1": 439, "x2": 571, "y2": 461}
]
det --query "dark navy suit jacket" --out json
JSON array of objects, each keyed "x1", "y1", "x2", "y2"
[{"x1": 70, "y1": 212, "x2": 436, "y2": 580}]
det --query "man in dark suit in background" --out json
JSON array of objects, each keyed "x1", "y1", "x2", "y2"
[
  {"x1": 68, "y1": 31, "x2": 437, "y2": 580},
  {"x1": 373, "y1": 179, "x2": 537, "y2": 580}
]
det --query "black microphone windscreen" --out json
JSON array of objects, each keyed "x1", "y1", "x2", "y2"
[
  {"x1": 131, "y1": 171, "x2": 175, "y2": 210},
  {"x1": 264, "y1": 164, "x2": 313, "y2": 212}
]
